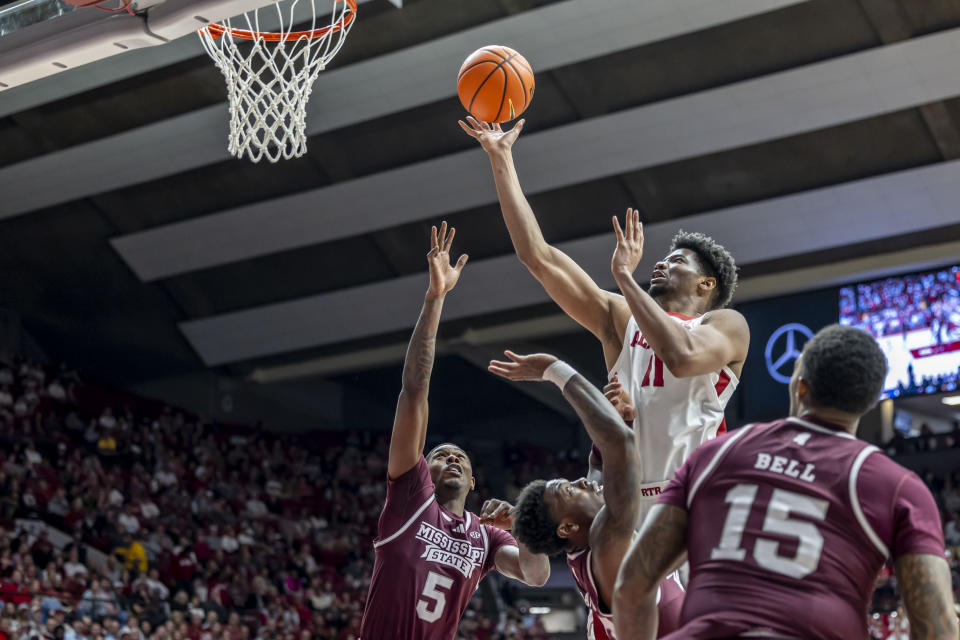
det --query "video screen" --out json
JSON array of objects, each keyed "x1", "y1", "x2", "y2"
[{"x1": 839, "y1": 265, "x2": 960, "y2": 399}]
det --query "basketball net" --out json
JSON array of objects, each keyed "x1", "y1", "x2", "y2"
[{"x1": 198, "y1": 0, "x2": 357, "y2": 163}]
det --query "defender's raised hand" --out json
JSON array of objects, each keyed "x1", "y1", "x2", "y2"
[
  {"x1": 458, "y1": 116, "x2": 525, "y2": 155},
  {"x1": 479, "y1": 498, "x2": 515, "y2": 531},
  {"x1": 611, "y1": 207, "x2": 645, "y2": 276},
  {"x1": 488, "y1": 350, "x2": 558, "y2": 382},
  {"x1": 427, "y1": 221, "x2": 468, "y2": 298}
]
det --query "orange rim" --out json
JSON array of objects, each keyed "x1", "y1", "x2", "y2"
[{"x1": 205, "y1": 0, "x2": 357, "y2": 42}]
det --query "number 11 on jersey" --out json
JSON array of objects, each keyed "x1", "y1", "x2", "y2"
[{"x1": 641, "y1": 353, "x2": 665, "y2": 388}]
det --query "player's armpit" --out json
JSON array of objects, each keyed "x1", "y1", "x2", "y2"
[
  {"x1": 613, "y1": 504, "x2": 687, "y2": 640},
  {"x1": 894, "y1": 553, "x2": 958, "y2": 640}
]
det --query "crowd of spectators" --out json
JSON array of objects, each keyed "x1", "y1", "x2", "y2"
[
  {"x1": 1, "y1": 343, "x2": 958, "y2": 639},
  {"x1": 0, "y1": 354, "x2": 551, "y2": 640},
  {"x1": 839, "y1": 267, "x2": 960, "y2": 339}
]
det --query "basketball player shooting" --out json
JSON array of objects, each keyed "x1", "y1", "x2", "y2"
[
  {"x1": 358, "y1": 222, "x2": 550, "y2": 640},
  {"x1": 613, "y1": 325, "x2": 958, "y2": 640},
  {"x1": 480, "y1": 351, "x2": 684, "y2": 639},
  {"x1": 459, "y1": 117, "x2": 750, "y2": 512}
]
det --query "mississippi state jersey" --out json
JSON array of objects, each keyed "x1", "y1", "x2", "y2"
[
  {"x1": 658, "y1": 416, "x2": 945, "y2": 640},
  {"x1": 359, "y1": 457, "x2": 516, "y2": 640},
  {"x1": 608, "y1": 313, "x2": 737, "y2": 491},
  {"x1": 567, "y1": 549, "x2": 684, "y2": 639}
]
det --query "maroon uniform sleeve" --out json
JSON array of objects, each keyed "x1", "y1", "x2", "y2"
[
  {"x1": 658, "y1": 439, "x2": 718, "y2": 511},
  {"x1": 857, "y1": 454, "x2": 946, "y2": 560},
  {"x1": 890, "y1": 473, "x2": 946, "y2": 559},
  {"x1": 378, "y1": 456, "x2": 434, "y2": 538},
  {"x1": 482, "y1": 525, "x2": 518, "y2": 574},
  {"x1": 657, "y1": 459, "x2": 691, "y2": 510}
]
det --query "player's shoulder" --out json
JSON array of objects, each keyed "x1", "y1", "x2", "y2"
[
  {"x1": 856, "y1": 445, "x2": 917, "y2": 485},
  {"x1": 701, "y1": 307, "x2": 748, "y2": 328}
]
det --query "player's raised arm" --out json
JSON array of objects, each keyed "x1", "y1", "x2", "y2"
[
  {"x1": 895, "y1": 554, "x2": 958, "y2": 640},
  {"x1": 460, "y1": 117, "x2": 628, "y2": 365},
  {"x1": 613, "y1": 504, "x2": 688, "y2": 640},
  {"x1": 611, "y1": 208, "x2": 749, "y2": 378},
  {"x1": 387, "y1": 222, "x2": 469, "y2": 480},
  {"x1": 488, "y1": 352, "x2": 640, "y2": 599}
]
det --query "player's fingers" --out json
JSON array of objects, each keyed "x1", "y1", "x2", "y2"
[
  {"x1": 465, "y1": 115, "x2": 481, "y2": 130},
  {"x1": 455, "y1": 254, "x2": 469, "y2": 271},
  {"x1": 430, "y1": 225, "x2": 438, "y2": 250},
  {"x1": 487, "y1": 365, "x2": 516, "y2": 379},
  {"x1": 612, "y1": 216, "x2": 624, "y2": 243},
  {"x1": 503, "y1": 349, "x2": 525, "y2": 363},
  {"x1": 515, "y1": 119, "x2": 525, "y2": 133},
  {"x1": 634, "y1": 210, "x2": 642, "y2": 241},
  {"x1": 443, "y1": 226, "x2": 456, "y2": 253},
  {"x1": 438, "y1": 221, "x2": 448, "y2": 248},
  {"x1": 493, "y1": 123, "x2": 503, "y2": 133},
  {"x1": 458, "y1": 120, "x2": 480, "y2": 138}
]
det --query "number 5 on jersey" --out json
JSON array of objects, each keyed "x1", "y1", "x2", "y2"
[
  {"x1": 711, "y1": 484, "x2": 829, "y2": 579},
  {"x1": 416, "y1": 571, "x2": 453, "y2": 623}
]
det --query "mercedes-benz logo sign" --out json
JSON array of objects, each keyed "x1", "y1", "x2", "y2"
[{"x1": 765, "y1": 323, "x2": 814, "y2": 384}]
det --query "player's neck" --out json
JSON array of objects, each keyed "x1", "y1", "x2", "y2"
[
  {"x1": 436, "y1": 490, "x2": 467, "y2": 516},
  {"x1": 799, "y1": 409, "x2": 860, "y2": 435},
  {"x1": 654, "y1": 293, "x2": 707, "y2": 317}
]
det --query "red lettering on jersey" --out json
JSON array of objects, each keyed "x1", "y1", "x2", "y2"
[{"x1": 630, "y1": 331, "x2": 650, "y2": 349}]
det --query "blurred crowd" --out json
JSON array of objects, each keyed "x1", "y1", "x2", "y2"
[
  {"x1": 1, "y1": 345, "x2": 958, "y2": 639},
  {"x1": 0, "y1": 354, "x2": 550, "y2": 640},
  {"x1": 839, "y1": 267, "x2": 960, "y2": 339}
]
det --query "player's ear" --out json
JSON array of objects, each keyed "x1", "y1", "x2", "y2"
[
  {"x1": 556, "y1": 520, "x2": 578, "y2": 539},
  {"x1": 698, "y1": 276, "x2": 717, "y2": 296},
  {"x1": 469, "y1": 476, "x2": 476, "y2": 491}
]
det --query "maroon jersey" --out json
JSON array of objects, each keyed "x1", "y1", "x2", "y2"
[
  {"x1": 658, "y1": 416, "x2": 945, "y2": 640},
  {"x1": 360, "y1": 457, "x2": 516, "y2": 640},
  {"x1": 567, "y1": 549, "x2": 684, "y2": 639}
]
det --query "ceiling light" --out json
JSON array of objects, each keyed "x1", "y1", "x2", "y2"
[
  {"x1": 941, "y1": 395, "x2": 960, "y2": 406},
  {"x1": 529, "y1": 607, "x2": 551, "y2": 614}
]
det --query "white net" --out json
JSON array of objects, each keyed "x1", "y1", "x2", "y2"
[{"x1": 198, "y1": 0, "x2": 356, "y2": 163}]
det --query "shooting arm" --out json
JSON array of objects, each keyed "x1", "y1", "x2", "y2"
[
  {"x1": 613, "y1": 504, "x2": 688, "y2": 640},
  {"x1": 611, "y1": 267, "x2": 748, "y2": 378},
  {"x1": 894, "y1": 553, "x2": 958, "y2": 640},
  {"x1": 488, "y1": 150, "x2": 624, "y2": 345},
  {"x1": 387, "y1": 294, "x2": 444, "y2": 480}
]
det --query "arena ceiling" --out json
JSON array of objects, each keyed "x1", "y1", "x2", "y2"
[{"x1": 2, "y1": 0, "x2": 960, "y2": 426}]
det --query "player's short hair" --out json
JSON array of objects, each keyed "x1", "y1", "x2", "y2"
[
  {"x1": 512, "y1": 480, "x2": 567, "y2": 556},
  {"x1": 801, "y1": 325, "x2": 887, "y2": 415},
  {"x1": 670, "y1": 230, "x2": 738, "y2": 309}
]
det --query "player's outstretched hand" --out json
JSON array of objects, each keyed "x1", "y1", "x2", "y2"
[
  {"x1": 458, "y1": 116, "x2": 524, "y2": 155},
  {"x1": 603, "y1": 373, "x2": 636, "y2": 422},
  {"x1": 480, "y1": 498, "x2": 515, "y2": 530},
  {"x1": 611, "y1": 207, "x2": 645, "y2": 277},
  {"x1": 427, "y1": 221, "x2": 468, "y2": 298},
  {"x1": 488, "y1": 350, "x2": 558, "y2": 382}
]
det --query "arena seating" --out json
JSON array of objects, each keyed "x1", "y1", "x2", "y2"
[
  {"x1": 0, "y1": 350, "x2": 956, "y2": 638},
  {"x1": 0, "y1": 354, "x2": 551, "y2": 640}
]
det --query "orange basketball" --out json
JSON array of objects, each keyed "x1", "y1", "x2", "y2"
[{"x1": 457, "y1": 46, "x2": 534, "y2": 124}]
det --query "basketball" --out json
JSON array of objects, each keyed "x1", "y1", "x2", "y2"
[{"x1": 457, "y1": 45, "x2": 535, "y2": 124}]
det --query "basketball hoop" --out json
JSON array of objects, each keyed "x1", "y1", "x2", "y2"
[{"x1": 198, "y1": 0, "x2": 357, "y2": 163}]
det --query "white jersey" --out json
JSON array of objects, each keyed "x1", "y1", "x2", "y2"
[{"x1": 608, "y1": 312, "x2": 738, "y2": 500}]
